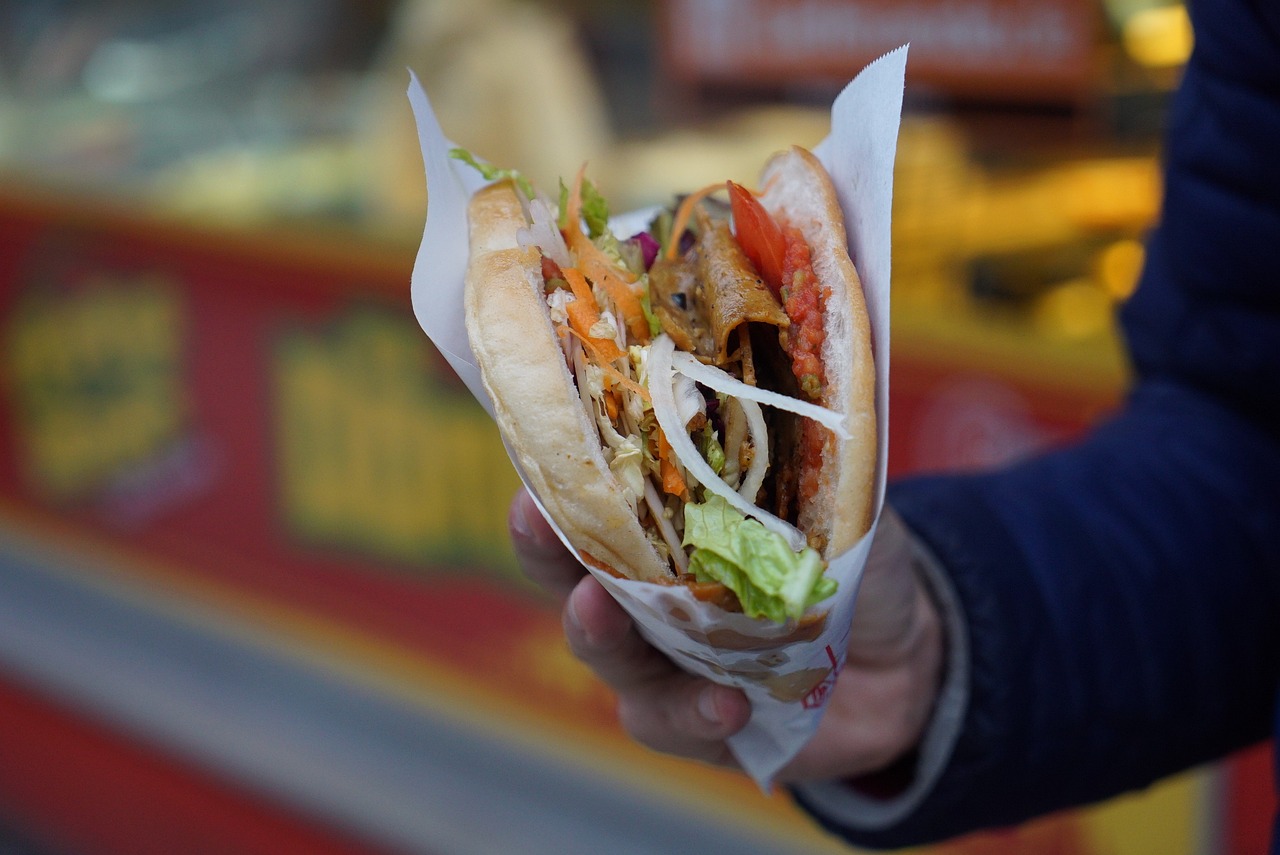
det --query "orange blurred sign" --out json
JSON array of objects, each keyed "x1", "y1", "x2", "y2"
[{"x1": 660, "y1": 0, "x2": 1100, "y2": 103}]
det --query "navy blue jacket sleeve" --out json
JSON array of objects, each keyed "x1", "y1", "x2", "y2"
[{"x1": 798, "y1": 0, "x2": 1280, "y2": 847}]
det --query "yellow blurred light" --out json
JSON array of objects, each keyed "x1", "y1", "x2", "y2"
[
  {"x1": 1033, "y1": 279, "x2": 1114, "y2": 340},
  {"x1": 1061, "y1": 158, "x2": 1162, "y2": 231},
  {"x1": 1098, "y1": 239, "x2": 1146, "y2": 301},
  {"x1": 1123, "y1": 4, "x2": 1193, "y2": 68}
]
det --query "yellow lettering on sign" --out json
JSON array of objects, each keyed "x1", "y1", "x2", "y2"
[
  {"x1": 5, "y1": 279, "x2": 186, "y2": 501},
  {"x1": 273, "y1": 310, "x2": 522, "y2": 578}
]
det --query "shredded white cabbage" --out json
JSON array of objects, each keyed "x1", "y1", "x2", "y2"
[
  {"x1": 546, "y1": 289, "x2": 572, "y2": 324},
  {"x1": 609, "y1": 436, "x2": 646, "y2": 507},
  {"x1": 571, "y1": 345, "x2": 599, "y2": 429},
  {"x1": 589, "y1": 310, "x2": 619, "y2": 342},
  {"x1": 580, "y1": 360, "x2": 606, "y2": 399},
  {"x1": 623, "y1": 346, "x2": 651, "y2": 427},
  {"x1": 629, "y1": 345, "x2": 649, "y2": 385},
  {"x1": 647, "y1": 334, "x2": 806, "y2": 552}
]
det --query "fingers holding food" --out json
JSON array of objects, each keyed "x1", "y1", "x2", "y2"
[{"x1": 510, "y1": 487, "x2": 584, "y2": 601}]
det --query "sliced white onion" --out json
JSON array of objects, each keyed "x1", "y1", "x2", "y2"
[
  {"x1": 671, "y1": 351, "x2": 850, "y2": 440},
  {"x1": 518, "y1": 195, "x2": 571, "y2": 269},
  {"x1": 648, "y1": 334, "x2": 806, "y2": 552},
  {"x1": 673, "y1": 373, "x2": 705, "y2": 429},
  {"x1": 735, "y1": 395, "x2": 769, "y2": 503}
]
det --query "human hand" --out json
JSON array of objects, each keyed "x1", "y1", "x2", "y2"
[{"x1": 509, "y1": 487, "x2": 945, "y2": 783}]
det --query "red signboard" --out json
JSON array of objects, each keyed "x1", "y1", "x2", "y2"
[{"x1": 660, "y1": 0, "x2": 1100, "y2": 103}]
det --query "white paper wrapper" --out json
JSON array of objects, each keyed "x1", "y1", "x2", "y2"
[{"x1": 408, "y1": 46, "x2": 906, "y2": 788}]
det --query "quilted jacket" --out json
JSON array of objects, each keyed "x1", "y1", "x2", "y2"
[{"x1": 797, "y1": 0, "x2": 1280, "y2": 849}]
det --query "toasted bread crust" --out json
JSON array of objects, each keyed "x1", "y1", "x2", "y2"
[{"x1": 463, "y1": 182, "x2": 672, "y2": 583}]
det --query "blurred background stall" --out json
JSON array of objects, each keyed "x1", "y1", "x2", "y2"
[{"x1": 0, "y1": 1, "x2": 1270, "y2": 854}]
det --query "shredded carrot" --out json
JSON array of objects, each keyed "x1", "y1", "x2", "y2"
[
  {"x1": 561, "y1": 267, "x2": 625, "y2": 362},
  {"x1": 657, "y1": 429, "x2": 690, "y2": 499},
  {"x1": 560, "y1": 165, "x2": 655, "y2": 343},
  {"x1": 583, "y1": 256, "x2": 650, "y2": 342},
  {"x1": 560, "y1": 327, "x2": 650, "y2": 400},
  {"x1": 665, "y1": 181, "x2": 728, "y2": 261},
  {"x1": 604, "y1": 389, "x2": 621, "y2": 422},
  {"x1": 565, "y1": 300, "x2": 621, "y2": 360},
  {"x1": 562, "y1": 264, "x2": 594, "y2": 305},
  {"x1": 560, "y1": 164, "x2": 651, "y2": 343}
]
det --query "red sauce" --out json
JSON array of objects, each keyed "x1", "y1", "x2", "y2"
[
  {"x1": 798, "y1": 418, "x2": 829, "y2": 507},
  {"x1": 780, "y1": 226, "x2": 830, "y2": 508},
  {"x1": 780, "y1": 227, "x2": 826, "y2": 399}
]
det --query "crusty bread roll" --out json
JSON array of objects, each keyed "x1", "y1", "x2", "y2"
[
  {"x1": 758, "y1": 147, "x2": 876, "y2": 556},
  {"x1": 464, "y1": 146, "x2": 875, "y2": 585}
]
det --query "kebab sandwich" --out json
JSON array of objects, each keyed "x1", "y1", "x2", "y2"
[{"x1": 458, "y1": 146, "x2": 876, "y2": 624}]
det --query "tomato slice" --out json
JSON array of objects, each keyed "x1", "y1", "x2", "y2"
[{"x1": 728, "y1": 181, "x2": 786, "y2": 297}]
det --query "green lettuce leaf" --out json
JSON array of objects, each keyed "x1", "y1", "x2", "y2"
[
  {"x1": 449, "y1": 148, "x2": 535, "y2": 200},
  {"x1": 683, "y1": 496, "x2": 836, "y2": 623},
  {"x1": 558, "y1": 176, "x2": 611, "y2": 238},
  {"x1": 637, "y1": 277, "x2": 662, "y2": 337},
  {"x1": 580, "y1": 178, "x2": 610, "y2": 238},
  {"x1": 699, "y1": 424, "x2": 726, "y2": 475}
]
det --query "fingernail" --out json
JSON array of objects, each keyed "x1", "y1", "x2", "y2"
[
  {"x1": 510, "y1": 497, "x2": 532, "y2": 540},
  {"x1": 698, "y1": 687, "x2": 721, "y2": 725},
  {"x1": 565, "y1": 590, "x2": 584, "y2": 634}
]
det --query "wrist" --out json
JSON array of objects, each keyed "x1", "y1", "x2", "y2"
[
  {"x1": 897, "y1": 573, "x2": 947, "y2": 764},
  {"x1": 845, "y1": 530, "x2": 951, "y2": 788},
  {"x1": 847, "y1": 544, "x2": 948, "y2": 779},
  {"x1": 792, "y1": 525, "x2": 969, "y2": 830}
]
